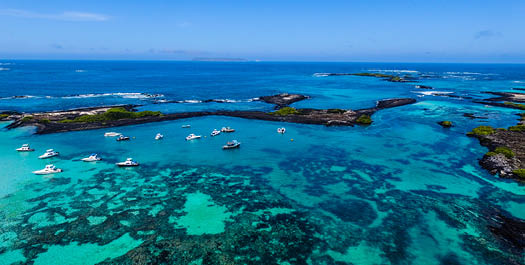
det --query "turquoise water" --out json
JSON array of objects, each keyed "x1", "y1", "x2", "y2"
[{"x1": 0, "y1": 61, "x2": 524, "y2": 264}]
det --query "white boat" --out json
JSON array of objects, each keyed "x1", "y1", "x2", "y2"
[
  {"x1": 221, "y1": 127, "x2": 235, "y2": 133},
  {"x1": 211, "y1": 129, "x2": 221, "y2": 136},
  {"x1": 81, "y1": 153, "x2": 101, "y2": 162},
  {"x1": 277, "y1": 127, "x2": 286, "y2": 134},
  {"x1": 116, "y1": 158, "x2": 139, "y2": 167},
  {"x1": 186, "y1": 133, "x2": 202, "y2": 141},
  {"x1": 116, "y1": 135, "x2": 130, "y2": 141},
  {"x1": 104, "y1": 132, "x2": 122, "y2": 137},
  {"x1": 16, "y1": 144, "x2": 34, "y2": 152},
  {"x1": 181, "y1": 125, "x2": 191, "y2": 128},
  {"x1": 39, "y1": 149, "x2": 59, "y2": 159},
  {"x1": 33, "y1": 164, "x2": 62, "y2": 175},
  {"x1": 223, "y1": 140, "x2": 241, "y2": 149},
  {"x1": 155, "y1": 133, "x2": 164, "y2": 140}
]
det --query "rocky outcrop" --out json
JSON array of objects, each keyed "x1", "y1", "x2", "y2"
[
  {"x1": 483, "y1": 92, "x2": 525, "y2": 103},
  {"x1": 258, "y1": 93, "x2": 309, "y2": 109},
  {"x1": 5, "y1": 97, "x2": 417, "y2": 134},
  {"x1": 315, "y1": 72, "x2": 415, "y2": 83},
  {"x1": 468, "y1": 115, "x2": 525, "y2": 181}
]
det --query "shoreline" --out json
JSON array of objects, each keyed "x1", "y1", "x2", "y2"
[{"x1": 2, "y1": 95, "x2": 416, "y2": 134}]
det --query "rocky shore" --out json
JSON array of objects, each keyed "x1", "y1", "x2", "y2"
[
  {"x1": 2, "y1": 94, "x2": 416, "y2": 134},
  {"x1": 467, "y1": 114, "x2": 525, "y2": 181},
  {"x1": 315, "y1": 72, "x2": 415, "y2": 82}
]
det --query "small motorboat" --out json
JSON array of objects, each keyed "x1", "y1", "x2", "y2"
[
  {"x1": 104, "y1": 132, "x2": 122, "y2": 137},
  {"x1": 221, "y1": 127, "x2": 235, "y2": 133},
  {"x1": 33, "y1": 164, "x2": 62, "y2": 175},
  {"x1": 116, "y1": 135, "x2": 130, "y2": 141},
  {"x1": 223, "y1": 140, "x2": 241, "y2": 149},
  {"x1": 211, "y1": 129, "x2": 221, "y2": 136},
  {"x1": 277, "y1": 127, "x2": 286, "y2": 134},
  {"x1": 16, "y1": 144, "x2": 35, "y2": 152},
  {"x1": 181, "y1": 124, "x2": 191, "y2": 128},
  {"x1": 186, "y1": 133, "x2": 202, "y2": 141},
  {"x1": 155, "y1": 133, "x2": 164, "y2": 140},
  {"x1": 81, "y1": 153, "x2": 101, "y2": 162},
  {"x1": 39, "y1": 149, "x2": 59, "y2": 159},
  {"x1": 116, "y1": 158, "x2": 139, "y2": 167}
]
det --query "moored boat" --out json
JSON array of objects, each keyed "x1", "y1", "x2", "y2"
[
  {"x1": 116, "y1": 158, "x2": 139, "y2": 167},
  {"x1": 116, "y1": 135, "x2": 130, "y2": 141},
  {"x1": 277, "y1": 127, "x2": 286, "y2": 134},
  {"x1": 211, "y1": 129, "x2": 221, "y2": 136},
  {"x1": 221, "y1": 127, "x2": 235, "y2": 133},
  {"x1": 39, "y1": 149, "x2": 59, "y2": 159},
  {"x1": 16, "y1": 144, "x2": 35, "y2": 152},
  {"x1": 155, "y1": 133, "x2": 164, "y2": 140},
  {"x1": 222, "y1": 140, "x2": 241, "y2": 149},
  {"x1": 181, "y1": 124, "x2": 191, "y2": 128},
  {"x1": 186, "y1": 133, "x2": 202, "y2": 141},
  {"x1": 33, "y1": 164, "x2": 62, "y2": 175},
  {"x1": 81, "y1": 153, "x2": 101, "y2": 162},
  {"x1": 104, "y1": 132, "x2": 122, "y2": 137}
]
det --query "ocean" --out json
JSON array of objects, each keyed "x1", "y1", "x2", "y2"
[{"x1": 0, "y1": 60, "x2": 524, "y2": 264}]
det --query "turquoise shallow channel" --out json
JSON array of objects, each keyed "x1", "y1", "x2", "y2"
[{"x1": 0, "y1": 61, "x2": 524, "y2": 264}]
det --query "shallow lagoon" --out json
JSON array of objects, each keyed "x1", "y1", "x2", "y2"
[{"x1": 0, "y1": 61, "x2": 524, "y2": 264}]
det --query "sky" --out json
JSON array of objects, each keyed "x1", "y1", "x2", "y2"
[{"x1": 0, "y1": 0, "x2": 524, "y2": 63}]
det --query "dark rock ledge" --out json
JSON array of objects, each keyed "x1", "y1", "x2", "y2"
[{"x1": 2, "y1": 95, "x2": 416, "y2": 134}]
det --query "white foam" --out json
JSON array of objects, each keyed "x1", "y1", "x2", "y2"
[
  {"x1": 75, "y1": 69, "x2": 86, "y2": 73},
  {"x1": 412, "y1": 91, "x2": 453, "y2": 96},
  {"x1": 0, "y1": 68, "x2": 10, "y2": 71},
  {"x1": 62, "y1": 92, "x2": 164, "y2": 99},
  {"x1": 369, "y1": 69, "x2": 419, "y2": 74},
  {"x1": 313, "y1": 73, "x2": 329, "y2": 77}
]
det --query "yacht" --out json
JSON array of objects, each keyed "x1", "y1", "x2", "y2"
[
  {"x1": 211, "y1": 129, "x2": 221, "y2": 136},
  {"x1": 186, "y1": 134, "x2": 202, "y2": 141},
  {"x1": 181, "y1": 124, "x2": 191, "y2": 128},
  {"x1": 277, "y1": 127, "x2": 286, "y2": 134},
  {"x1": 221, "y1": 127, "x2": 235, "y2": 133},
  {"x1": 39, "y1": 149, "x2": 59, "y2": 159},
  {"x1": 33, "y1": 164, "x2": 62, "y2": 175},
  {"x1": 155, "y1": 133, "x2": 164, "y2": 140},
  {"x1": 116, "y1": 135, "x2": 130, "y2": 141},
  {"x1": 116, "y1": 158, "x2": 139, "y2": 167},
  {"x1": 81, "y1": 153, "x2": 101, "y2": 162},
  {"x1": 223, "y1": 140, "x2": 241, "y2": 149},
  {"x1": 104, "y1": 132, "x2": 122, "y2": 137},
  {"x1": 16, "y1": 144, "x2": 35, "y2": 152}
]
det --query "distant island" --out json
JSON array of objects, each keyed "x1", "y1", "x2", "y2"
[{"x1": 192, "y1": 57, "x2": 250, "y2": 62}]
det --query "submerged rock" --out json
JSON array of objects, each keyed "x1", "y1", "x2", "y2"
[{"x1": 438, "y1": 121, "x2": 453, "y2": 128}]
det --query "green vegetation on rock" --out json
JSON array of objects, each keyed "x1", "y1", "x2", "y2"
[
  {"x1": 508, "y1": 124, "x2": 525, "y2": 132},
  {"x1": 40, "y1": 119, "x2": 50, "y2": 124},
  {"x1": 512, "y1": 169, "x2": 525, "y2": 179},
  {"x1": 327, "y1": 109, "x2": 346, "y2": 114},
  {"x1": 270, "y1": 107, "x2": 300, "y2": 116},
  {"x1": 21, "y1": 116, "x2": 33, "y2": 122},
  {"x1": 467, "y1": 125, "x2": 495, "y2": 136},
  {"x1": 58, "y1": 107, "x2": 162, "y2": 123},
  {"x1": 492, "y1": 146, "x2": 515, "y2": 158},
  {"x1": 503, "y1": 102, "x2": 525, "y2": 110},
  {"x1": 438, "y1": 121, "x2": 452, "y2": 127},
  {"x1": 355, "y1": 114, "x2": 372, "y2": 125},
  {"x1": 0, "y1": 114, "x2": 8, "y2": 119}
]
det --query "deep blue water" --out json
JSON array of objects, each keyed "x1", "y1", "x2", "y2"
[{"x1": 0, "y1": 61, "x2": 524, "y2": 264}]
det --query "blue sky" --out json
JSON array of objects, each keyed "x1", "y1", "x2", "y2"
[{"x1": 1, "y1": 0, "x2": 524, "y2": 62}]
